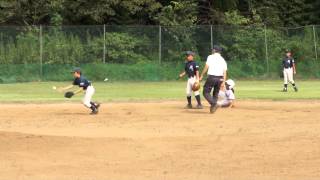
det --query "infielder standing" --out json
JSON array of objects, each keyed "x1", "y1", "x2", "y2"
[
  {"x1": 179, "y1": 51, "x2": 203, "y2": 109},
  {"x1": 282, "y1": 50, "x2": 298, "y2": 92},
  {"x1": 200, "y1": 45, "x2": 227, "y2": 113},
  {"x1": 58, "y1": 68, "x2": 100, "y2": 115}
]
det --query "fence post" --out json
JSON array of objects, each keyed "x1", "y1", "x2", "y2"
[
  {"x1": 264, "y1": 25, "x2": 269, "y2": 75},
  {"x1": 312, "y1": 25, "x2": 318, "y2": 62},
  {"x1": 103, "y1": 24, "x2": 106, "y2": 63},
  {"x1": 159, "y1": 25, "x2": 162, "y2": 64},
  {"x1": 210, "y1": 25, "x2": 213, "y2": 50},
  {"x1": 39, "y1": 25, "x2": 43, "y2": 80}
]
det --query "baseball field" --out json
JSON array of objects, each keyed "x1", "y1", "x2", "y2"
[{"x1": 1, "y1": 80, "x2": 320, "y2": 180}]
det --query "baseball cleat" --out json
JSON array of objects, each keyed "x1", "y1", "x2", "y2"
[
  {"x1": 185, "y1": 104, "x2": 193, "y2": 109},
  {"x1": 196, "y1": 104, "x2": 203, "y2": 109},
  {"x1": 90, "y1": 109, "x2": 99, "y2": 115},
  {"x1": 95, "y1": 102, "x2": 101, "y2": 109},
  {"x1": 210, "y1": 105, "x2": 218, "y2": 114},
  {"x1": 294, "y1": 87, "x2": 298, "y2": 92},
  {"x1": 282, "y1": 88, "x2": 287, "y2": 92}
]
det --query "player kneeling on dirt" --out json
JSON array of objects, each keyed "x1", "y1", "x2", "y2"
[
  {"x1": 56, "y1": 67, "x2": 100, "y2": 115},
  {"x1": 218, "y1": 79, "x2": 235, "y2": 108},
  {"x1": 178, "y1": 51, "x2": 203, "y2": 109}
]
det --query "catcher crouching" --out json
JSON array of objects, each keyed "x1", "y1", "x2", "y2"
[
  {"x1": 179, "y1": 51, "x2": 203, "y2": 109},
  {"x1": 57, "y1": 67, "x2": 100, "y2": 115}
]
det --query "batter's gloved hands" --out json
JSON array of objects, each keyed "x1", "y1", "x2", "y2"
[{"x1": 64, "y1": 91, "x2": 75, "y2": 98}]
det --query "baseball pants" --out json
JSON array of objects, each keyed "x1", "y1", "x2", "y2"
[
  {"x1": 203, "y1": 75, "x2": 223, "y2": 106},
  {"x1": 83, "y1": 85, "x2": 95, "y2": 108},
  {"x1": 186, "y1": 76, "x2": 200, "y2": 96},
  {"x1": 217, "y1": 90, "x2": 232, "y2": 107},
  {"x1": 283, "y1": 68, "x2": 295, "y2": 84},
  {"x1": 218, "y1": 99, "x2": 232, "y2": 107}
]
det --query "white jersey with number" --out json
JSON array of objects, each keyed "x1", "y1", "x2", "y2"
[{"x1": 206, "y1": 53, "x2": 227, "y2": 76}]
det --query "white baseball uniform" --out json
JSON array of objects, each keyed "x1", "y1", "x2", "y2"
[
  {"x1": 283, "y1": 57, "x2": 295, "y2": 84},
  {"x1": 218, "y1": 89, "x2": 235, "y2": 107},
  {"x1": 186, "y1": 76, "x2": 200, "y2": 96},
  {"x1": 83, "y1": 85, "x2": 95, "y2": 108}
]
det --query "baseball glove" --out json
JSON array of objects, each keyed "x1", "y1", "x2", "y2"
[
  {"x1": 192, "y1": 82, "x2": 201, "y2": 91},
  {"x1": 64, "y1": 91, "x2": 75, "y2": 98}
]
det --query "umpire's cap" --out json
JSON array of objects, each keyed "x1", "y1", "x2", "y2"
[
  {"x1": 185, "y1": 51, "x2": 195, "y2": 56},
  {"x1": 213, "y1": 45, "x2": 223, "y2": 52},
  {"x1": 71, "y1": 67, "x2": 81, "y2": 73}
]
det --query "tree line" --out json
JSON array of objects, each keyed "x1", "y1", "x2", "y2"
[
  {"x1": 0, "y1": 0, "x2": 319, "y2": 26},
  {"x1": 0, "y1": 0, "x2": 319, "y2": 83}
]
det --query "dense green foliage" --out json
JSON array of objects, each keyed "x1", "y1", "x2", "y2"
[
  {"x1": 0, "y1": 23, "x2": 319, "y2": 83},
  {"x1": 0, "y1": 0, "x2": 319, "y2": 82},
  {"x1": 1, "y1": 0, "x2": 319, "y2": 26}
]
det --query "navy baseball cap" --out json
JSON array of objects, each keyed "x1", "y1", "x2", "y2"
[
  {"x1": 213, "y1": 45, "x2": 222, "y2": 52},
  {"x1": 185, "y1": 51, "x2": 195, "y2": 56},
  {"x1": 71, "y1": 67, "x2": 81, "y2": 73}
]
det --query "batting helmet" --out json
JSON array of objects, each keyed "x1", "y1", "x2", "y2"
[{"x1": 225, "y1": 79, "x2": 235, "y2": 88}]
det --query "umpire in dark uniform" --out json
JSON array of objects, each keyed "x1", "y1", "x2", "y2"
[{"x1": 200, "y1": 45, "x2": 228, "y2": 113}]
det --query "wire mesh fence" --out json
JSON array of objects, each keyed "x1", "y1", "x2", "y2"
[{"x1": 0, "y1": 25, "x2": 319, "y2": 83}]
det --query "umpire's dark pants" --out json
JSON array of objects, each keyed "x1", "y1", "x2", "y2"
[{"x1": 203, "y1": 75, "x2": 223, "y2": 106}]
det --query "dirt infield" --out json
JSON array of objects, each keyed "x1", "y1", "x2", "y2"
[{"x1": 0, "y1": 100, "x2": 320, "y2": 180}]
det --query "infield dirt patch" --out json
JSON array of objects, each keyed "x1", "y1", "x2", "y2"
[{"x1": 0, "y1": 100, "x2": 320, "y2": 180}]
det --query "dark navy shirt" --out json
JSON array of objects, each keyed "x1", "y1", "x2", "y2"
[
  {"x1": 283, "y1": 57, "x2": 295, "y2": 68},
  {"x1": 73, "y1": 76, "x2": 91, "y2": 90},
  {"x1": 185, "y1": 61, "x2": 199, "y2": 78}
]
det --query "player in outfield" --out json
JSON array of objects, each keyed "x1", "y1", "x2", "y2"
[
  {"x1": 282, "y1": 49, "x2": 298, "y2": 92},
  {"x1": 200, "y1": 45, "x2": 227, "y2": 113},
  {"x1": 57, "y1": 68, "x2": 100, "y2": 115},
  {"x1": 179, "y1": 51, "x2": 203, "y2": 109}
]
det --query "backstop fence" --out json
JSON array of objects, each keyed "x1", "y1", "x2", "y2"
[{"x1": 0, "y1": 25, "x2": 319, "y2": 82}]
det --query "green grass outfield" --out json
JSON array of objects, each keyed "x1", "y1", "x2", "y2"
[{"x1": 0, "y1": 80, "x2": 319, "y2": 102}]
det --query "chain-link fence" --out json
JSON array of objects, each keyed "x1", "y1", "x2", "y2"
[{"x1": 0, "y1": 25, "x2": 319, "y2": 83}]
